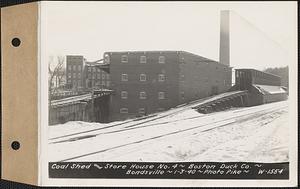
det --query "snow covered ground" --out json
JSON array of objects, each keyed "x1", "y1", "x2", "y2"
[{"x1": 48, "y1": 100, "x2": 289, "y2": 163}]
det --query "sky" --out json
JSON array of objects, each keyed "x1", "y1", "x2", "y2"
[{"x1": 41, "y1": 1, "x2": 297, "y2": 70}]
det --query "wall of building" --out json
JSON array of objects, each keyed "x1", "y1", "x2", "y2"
[
  {"x1": 178, "y1": 51, "x2": 232, "y2": 104},
  {"x1": 66, "y1": 55, "x2": 85, "y2": 90},
  {"x1": 234, "y1": 69, "x2": 286, "y2": 106},
  {"x1": 83, "y1": 65, "x2": 110, "y2": 89},
  {"x1": 49, "y1": 95, "x2": 110, "y2": 125},
  {"x1": 66, "y1": 55, "x2": 110, "y2": 91},
  {"x1": 49, "y1": 102, "x2": 91, "y2": 125},
  {"x1": 106, "y1": 51, "x2": 180, "y2": 121},
  {"x1": 235, "y1": 69, "x2": 281, "y2": 89},
  {"x1": 250, "y1": 69, "x2": 281, "y2": 86}
]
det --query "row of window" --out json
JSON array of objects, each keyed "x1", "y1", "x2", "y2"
[
  {"x1": 121, "y1": 91, "x2": 165, "y2": 100},
  {"x1": 68, "y1": 65, "x2": 82, "y2": 71},
  {"x1": 68, "y1": 73, "x2": 81, "y2": 78},
  {"x1": 87, "y1": 67, "x2": 102, "y2": 73},
  {"x1": 120, "y1": 107, "x2": 165, "y2": 114},
  {"x1": 67, "y1": 65, "x2": 103, "y2": 73},
  {"x1": 87, "y1": 73, "x2": 108, "y2": 80},
  {"x1": 121, "y1": 74, "x2": 165, "y2": 82},
  {"x1": 121, "y1": 55, "x2": 165, "y2": 64}
]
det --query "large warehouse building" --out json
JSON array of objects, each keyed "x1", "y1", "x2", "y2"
[{"x1": 104, "y1": 51, "x2": 232, "y2": 121}]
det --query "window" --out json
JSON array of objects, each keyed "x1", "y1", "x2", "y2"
[
  {"x1": 78, "y1": 81, "x2": 81, "y2": 87},
  {"x1": 158, "y1": 92, "x2": 165, "y2": 99},
  {"x1": 92, "y1": 74, "x2": 95, "y2": 79},
  {"x1": 139, "y1": 108, "x2": 145, "y2": 114},
  {"x1": 121, "y1": 55, "x2": 128, "y2": 63},
  {"x1": 140, "y1": 91, "x2": 147, "y2": 99},
  {"x1": 88, "y1": 67, "x2": 91, "y2": 72},
  {"x1": 93, "y1": 67, "x2": 96, "y2": 72},
  {"x1": 78, "y1": 65, "x2": 81, "y2": 71},
  {"x1": 180, "y1": 74, "x2": 185, "y2": 82},
  {"x1": 104, "y1": 54, "x2": 110, "y2": 63},
  {"x1": 97, "y1": 69, "x2": 100, "y2": 73},
  {"x1": 159, "y1": 56, "x2": 165, "y2": 64},
  {"x1": 73, "y1": 73, "x2": 76, "y2": 78},
  {"x1": 102, "y1": 74, "x2": 106, "y2": 79},
  {"x1": 181, "y1": 91, "x2": 185, "y2": 99},
  {"x1": 78, "y1": 73, "x2": 81, "y2": 78},
  {"x1": 68, "y1": 66, "x2": 72, "y2": 71},
  {"x1": 106, "y1": 81, "x2": 110, "y2": 87},
  {"x1": 73, "y1": 65, "x2": 76, "y2": 71},
  {"x1": 121, "y1": 74, "x2": 128, "y2": 81},
  {"x1": 140, "y1": 56, "x2": 146, "y2": 63},
  {"x1": 158, "y1": 74, "x2": 165, "y2": 82},
  {"x1": 68, "y1": 73, "x2": 71, "y2": 78},
  {"x1": 120, "y1": 108, "x2": 128, "y2": 114},
  {"x1": 121, "y1": 91, "x2": 128, "y2": 99},
  {"x1": 140, "y1": 74, "x2": 146, "y2": 81},
  {"x1": 88, "y1": 73, "x2": 91, "y2": 79},
  {"x1": 97, "y1": 74, "x2": 100, "y2": 79}
]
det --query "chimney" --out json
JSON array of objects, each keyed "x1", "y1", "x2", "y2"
[{"x1": 219, "y1": 10, "x2": 230, "y2": 66}]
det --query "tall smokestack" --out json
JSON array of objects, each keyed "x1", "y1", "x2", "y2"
[{"x1": 219, "y1": 10, "x2": 230, "y2": 66}]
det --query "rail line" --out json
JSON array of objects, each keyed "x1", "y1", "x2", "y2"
[
  {"x1": 57, "y1": 105, "x2": 287, "y2": 162},
  {"x1": 49, "y1": 91, "x2": 246, "y2": 141},
  {"x1": 50, "y1": 104, "x2": 287, "y2": 144}
]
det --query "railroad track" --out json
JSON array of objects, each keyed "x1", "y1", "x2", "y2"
[
  {"x1": 49, "y1": 91, "x2": 246, "y2": 141},
  {"x1": 50, "y1": 103, "x2": 287, "y2": 144},
  {"x1": 56, "y1": 104, "x2": 287, "y2": 162}
]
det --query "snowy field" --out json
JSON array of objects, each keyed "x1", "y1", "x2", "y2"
[{"x1": 48, "y1": 100, "x2": 289, "y2": 163}]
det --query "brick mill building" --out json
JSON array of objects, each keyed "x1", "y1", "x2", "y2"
[
  {"x1": 104, "y1": 51, "x2": 232, "y2": 121},
  {"x1": 66, "y1": 55, "x2": 110, "y2": 91}
]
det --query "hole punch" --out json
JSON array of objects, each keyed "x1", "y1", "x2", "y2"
[
  {"x1": 11, "y1": 38, "x2": 21, "y2": 47},
  {"x1": 11, "y1": 141, "x2": 20, "y2": 150}
]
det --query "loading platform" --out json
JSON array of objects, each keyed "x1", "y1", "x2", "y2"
[{"x1": 192, "y1": 90, "x2": 248, "y2": 113}]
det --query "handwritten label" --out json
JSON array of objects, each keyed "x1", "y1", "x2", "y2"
[{"x1": 49, "y1": 162, "x2": 289, "y2": 179}]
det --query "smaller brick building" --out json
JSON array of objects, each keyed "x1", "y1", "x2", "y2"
[{"x1": 66, "y1": 55, "x2": 109, "y2": 91}]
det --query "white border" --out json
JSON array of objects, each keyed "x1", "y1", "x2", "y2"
[{"x1": 39, "y1": 1, "x2": 298, "y2": 187}]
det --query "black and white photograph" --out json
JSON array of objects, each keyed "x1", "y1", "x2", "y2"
[{"x1": 40, "y1": 1, "x2": 297, "y2": 187}]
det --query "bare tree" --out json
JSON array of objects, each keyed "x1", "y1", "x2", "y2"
[{"x1": 49, "y1": 55, "x2": 65, "y2": 103}]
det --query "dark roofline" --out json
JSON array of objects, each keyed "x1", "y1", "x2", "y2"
[
  {"x1": 179, "y1": 51, "x2": 219, "y2": 63},
  {"x1": 104, "y1": 50, "x2": 219, "y2": 63}
]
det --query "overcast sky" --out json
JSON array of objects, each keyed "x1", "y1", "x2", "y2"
[{"x1": 41, "y1": 1, "x2": 297, "y2": 70}]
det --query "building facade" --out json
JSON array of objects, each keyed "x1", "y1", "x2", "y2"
[
  {"x1": 233, "y1": 69, "x2": 287, "y2": 106},
  {"x1": 84, "y1": 65, "x2": 110, "y2": 89},
  {"x1": 66, "y1": 55, "x2": 110, "y2": 91},
  {"x1": 66, "y1": 55, "x2": 85, "y2": 90},
  {"x1": 104, "y1": 51, "x2": 232, "y2": 121}
]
